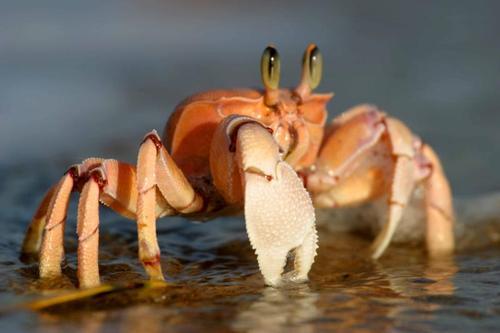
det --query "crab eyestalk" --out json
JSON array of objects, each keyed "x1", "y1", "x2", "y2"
[
  {"x1": 295, "y1": 44, "x2": 323, "y2": 100},
  {"x1": 261, "y1": 45, "x2": 281, "y2": 106}
]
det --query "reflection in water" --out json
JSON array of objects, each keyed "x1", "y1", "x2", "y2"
[
  {"x1": 374, "y1": 255, "x2": 458, "y2": 332},
  {"x1": 232, "y1": 285, "x2": 320, "y2": 333},
  {"x1": 424, "y1": 256, "x2": 458, "y2": 296},
  {"x1": 376, "y1": 256, "x2": 457, "y2": 298},
  {"x1": 37, "y1": 310, "x2": 108, "y2": 333},
  {"x1": 118, "y1": 305, "x2": 168, "y2": 333},
  {"x1": 79, "y1": 312, "x2": 107, "y2": 333}
]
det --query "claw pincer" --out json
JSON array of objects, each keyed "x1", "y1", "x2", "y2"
[{"x1": 211, "y1": 116, "x2": 317, "y2": 285}]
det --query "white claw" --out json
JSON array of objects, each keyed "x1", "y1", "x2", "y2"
[{"x1": 243, "y1": 161, "x2": 317, "y2": 286}]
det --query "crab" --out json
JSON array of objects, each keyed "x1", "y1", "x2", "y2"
[{"x1": 21, "y1": 44, "x2": 455, "y2": 288}]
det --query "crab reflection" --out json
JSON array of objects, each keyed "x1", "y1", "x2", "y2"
[{"x1": 232, "y1": 285, "x2": 320, "y2": 333}]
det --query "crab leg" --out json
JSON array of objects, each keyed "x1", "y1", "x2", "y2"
[
  {"x1": 23, "y1": 159, "x2": 136, "y2": 259},
  {"x1": 21, "y1": 185, "x2": 56, "y2": 259},
  {"x1": 210, "y1": 116, "x2": 317, "y2": 286},
  {"x1": 136, "y1": 131, "x2": 204, "y2": 280},
  {"x1": 308, "y1": 106, "x2": 435, "y2": 259},
  {"x1": 28, "y1": 158, "x2": 174, "y2": 285},
  {"x1": 136, "y1": 137, "x2": 163, "y2": 280},
  {"x1": 370, "y1": 118, "x2": 421, "y2": 259},
  {"x1": 371, "y1": 154, "x2": 415, "y2": 259},
  {"x1": 39, "y1": 173, "x2": 74, "y2": 278},
  {"x1": 77, "y1": 176, "x2": 101, "y2": 288},
  {"x1": 421, "y1": 145, "x2": 455, "y2": 256}
]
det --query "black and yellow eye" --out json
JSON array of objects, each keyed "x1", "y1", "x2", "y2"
[
  {"x1": 302, "y1": 44, "x2": 323, "y2": 90},
  {"x1": 261, "y1": 46, "x2": 281, "y2": 90}
]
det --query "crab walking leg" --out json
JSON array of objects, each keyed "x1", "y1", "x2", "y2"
[
  {"x1": 85, "y1": 159, "x2": 173, "y2": 220},
  {"x1": 21, "y1": 185, "x2": 56, "y2": 258},
  {"x1": 371, "y1": 155, "x2": 415, "y2": 259},
  {"x1": 22, "y1": 159, "x2": 137, "y2": 258},
  {"x1": 309, "y1": 107, "x2": 455, "y2": 258},
  {"x1": 421, "y1": 145, "x2": 455, "y2": 256},
  {"x1": 210, "y1": 116, "x2": 317, "y2": 286},
  {"x1": 25, "y1": 156, "x2": 175, "y2": 283},
  {"x1": 371, "y1": 117, "x2": 418, "y2": 259},
  {"x1": 77, "y1": 177, "x2": 101, "y2": 288},
  {"x1": 136, "y1": 131, "x2": 204, "y2": 280},
  {"x1": 97, "y1": 157, "x2": 176, "y2": 280},
  {"x1": 39, "y1": 173, "x2": 74, "y2": 278},
  {"x1": 155, "y1": 136, "x2": 204, "y2": 214},
  {"x1": 137, "y1": 137, "x2": 164, "y2": 280}
]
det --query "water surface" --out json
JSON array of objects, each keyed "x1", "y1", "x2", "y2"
[{"x1": 0, "y1": 166, "x2": 499, "y2": 332}]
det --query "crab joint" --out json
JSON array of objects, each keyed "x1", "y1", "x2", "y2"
[{"x1": 142, "y1": 130, "x2": 163, "y2": 150}]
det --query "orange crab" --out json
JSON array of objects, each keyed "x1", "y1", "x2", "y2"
[{"x1": 21, "y1": 44, "x2": 454, "y2": 288}]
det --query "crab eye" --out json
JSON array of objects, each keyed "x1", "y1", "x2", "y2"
[
  {"x1": 302, "y1": 45, "x2": 323, "y2": 90},
  {"x1": 261, "y1": 46, "x2": 281, "y2": 90}
]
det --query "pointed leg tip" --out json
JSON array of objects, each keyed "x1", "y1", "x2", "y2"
[
  {"x1": 427, "y1": 247, "x2": 454, "y2": 258},
  {"x1": 147, "y1": 279, "x2": 168, "y2": 289},
  {"x1": 150, "y1": 274, "x2": 166, "y2": 282},
  {"x1": 370, "y1": 243, "x2": 386, "y2": 260},
  {"x1": 39, "y1": 266, "x2": 63, "y2": 280},
  {"x1": 79, "y1": 279, "x2": 101, "y2": 289},
  {"x1": 143, "y1": 264, "x2": 164, "y2": 282}
]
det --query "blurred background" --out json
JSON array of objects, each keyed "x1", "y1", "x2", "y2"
[{"x1": 1, "y1": 0, "x2": 499, "y2": 195}]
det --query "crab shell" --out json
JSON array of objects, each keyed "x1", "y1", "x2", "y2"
[{"x1": 163, "y1": 89, "x2": 333, "y2": 182}]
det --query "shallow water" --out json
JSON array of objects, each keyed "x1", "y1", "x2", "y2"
[{"x1": 0, "y1": 166, "x2": 500, "y2": 332}]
